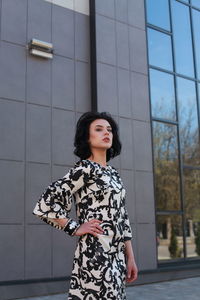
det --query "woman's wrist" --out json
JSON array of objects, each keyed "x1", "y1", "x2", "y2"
[{"x1": 63, "y1": 218, "x2": 80, "y2": 236}]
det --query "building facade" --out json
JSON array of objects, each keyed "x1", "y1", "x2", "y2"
[{"x1": 0, "y1": 0, "x2": 199, "y2": 299}]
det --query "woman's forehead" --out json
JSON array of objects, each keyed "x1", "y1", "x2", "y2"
[{"x1": 90, "y1": 119, "x2": 111, "y2": 127}]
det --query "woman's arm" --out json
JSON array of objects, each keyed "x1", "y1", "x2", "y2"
[
  {"x1": 125, "y1": 240, "x2": 138, "y2": 283},
  {"x1": 54, "y1": 218, "x2": 104, "y2": 236}
]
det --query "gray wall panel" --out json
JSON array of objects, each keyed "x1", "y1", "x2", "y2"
[
  {"x1": 26, "y1": 104, "x2": 51, "y2": 163},
  {"x1": 94, "y1": 0, "x2": 156, "y2": 276},
  {"x1": 75, "y1": 61, "x2": 91, "y2": 112},
  {"x1": 52, "y1": 109, "x2": 75, "y2": 165},
  {"x1": 0, "y1": 99, "x2": 25, "y2": 160},
  {"x1": 0, "y1": 42, "x2": 26, "y2": 101},
  {"x1": 0, "y1": 160, "x2": 24, "y2": 223},
  {"x1": 133, "y1": 120, "x2": 153, "y2": 172},
  {"x1": 0, "y1": 225, "x2": 24, "y2": 281},
  {"x1": 25, "y1": 225, "x2": 52, "y2": 278},
  {"x1": 116, "y1": 22, "x2": 129, "y2": 69},
  {"x1": 26, "y1": 162, "x2": 51, "y2": 224},
  {"x1": 118, "y1": 68, "x2": 131, "y2": 118},
  {"x1": 28, "y1": 0, "x2": 52, "y2": 43},
  {"x1": 1, "y1": 0, "x2": 27, "y2": 45},
  {"x1": 135, "y1": 171, "x2": 155, "y2": 223},
  {"x1": 52, "y1": 4, "x2": 74, "y2": 58},
  {"x1": 129, "y1": 26, "x2": 148, "y2": 74},
  {"x1": 27, "y1": 55, "x2": 51, "y2": 106},
  {"x1": 137, "y1": 223, "x2": 157, "y2": 270},
  {"x1": 0, "y1": 0, "x2": 91, "y2": 295},
  {"x1": 115, "y1": 0, "x2": 128, "y2": 23},
  {"x1": 131, "y1": 72, "x2": 150, "y2": 122},
  {"x1": 75, "y1": 12, "x2": 90, "y2": 62},
  {"x1": 96, "y1": 15, "x2": 116, "y2": 65},
  {"x1": 52, "y1": 229, "x2": 77, "y2": 277},
  {"x1": 119, "y1": 117, "x2": 134, "y2": 170},
  {"x1": 95, "y1": 0, "x2": 115, "y2": 18},
  {"x1": 52, "y1": 55, "x2": 75, "y2": 110},
  {"x1": 127, "y1": 0, "x2": 145, "y2": 30},
  {"x1": 97, "y1": 63, "x2": 118, "y2": 115}
]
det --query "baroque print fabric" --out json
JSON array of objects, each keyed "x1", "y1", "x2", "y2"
[{"x1": 33, "y1": 159, "x2": 133, "y2": 300}]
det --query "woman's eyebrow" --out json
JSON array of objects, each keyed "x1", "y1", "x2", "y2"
[{"x1": 95, "y1": 124, "x2": 112, "y2": 128}]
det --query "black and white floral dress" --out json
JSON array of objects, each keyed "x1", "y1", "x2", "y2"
[{"x1": 33, "y1": 159, "x2": 133, "y2": 300}]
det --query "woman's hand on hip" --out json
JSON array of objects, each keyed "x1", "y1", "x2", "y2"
[{"x1": 74, "y1": 219, "x2": 104, "y2": 237}]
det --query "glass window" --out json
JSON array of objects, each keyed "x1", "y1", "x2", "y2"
[
  {"x1": 192, "y1": 0, "x2": 200, "y2": 8},
  {"x1": 184, "y1": 169, "x2": 200, "y2": 258},
  {"x1": 198, "y1": 83, "x2": 200, "y2": 115},
  {"x1": 171, "y1": 0, "x2": 194, "y2": 77},
  {"x1": 150, "y1": 69, "x2": 176, "y2": 120},
  {"x1": 176, "y1": 77, "x2": 200, "y2": 166},
  {"x1": 146, "y1": 0, "x2": 170, "y2": 31},
  {"x1": 157, "y1": 215, "x2": 184, "y2": 260},
  {"x1": 147, "y1": 28, "x2": 173, "y2": 71},
  {"x1": 153, "y1": 122, "x2": 181, "y2": 211},
  {"x1": 192, "y1": 9, "x2": 200, "y2": 79}
]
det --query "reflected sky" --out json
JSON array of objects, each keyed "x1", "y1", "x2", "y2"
[
  {"x1": 146, "y1": 0, "x2": 170, "y2": 31},
  {"x1": 192, "y1": 0, "x2": 200, "y2": 8},
  {"x1": 150, "y1": 69, "x2": 176, "y2": 120},
  {"x1": 147, "y1": 28, "x2": 173, "y2": 71},
  {"x1": 192, "y1": 9, "x2": 200, "y2": 79},
  {"x1": 171, "y1": 0, "x2": 194, "y2": 77}
]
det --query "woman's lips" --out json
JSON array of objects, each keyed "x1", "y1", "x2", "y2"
[{"x1": 103, "y1": 138, "x2": 110, "y2": 142}]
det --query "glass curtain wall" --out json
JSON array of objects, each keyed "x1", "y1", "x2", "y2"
[{"x1": 145, "y1": 0, "x2": 200, "y2": 263}]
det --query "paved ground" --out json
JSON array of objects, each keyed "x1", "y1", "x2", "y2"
[{"x1": 16, "y1": 276, "x2": 200, "y2": 300}]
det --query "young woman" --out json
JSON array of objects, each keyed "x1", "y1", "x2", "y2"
[{"x1": 33, "y1": 111, "x2": 138, "y2": 299}]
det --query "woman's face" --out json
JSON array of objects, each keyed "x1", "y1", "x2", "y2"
[{"x1": 88, "y1": 119, "x2": 113, "y2": 151}]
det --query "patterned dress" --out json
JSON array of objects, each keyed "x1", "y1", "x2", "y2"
[{"x1": 33, "y1": 159, "x2": 133, "y2": 300}]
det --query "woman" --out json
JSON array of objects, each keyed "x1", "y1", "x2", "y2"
[{"x1": 33, "y1": 111, "x2": 138, "y2": 299}]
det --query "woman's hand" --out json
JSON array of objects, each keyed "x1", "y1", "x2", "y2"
[
  {"x1": 74, "y1": 219, "x2": 104, "y2": 237},
  {"x1": 126, "y1": 258, "x2": 138, "y2": 283}
]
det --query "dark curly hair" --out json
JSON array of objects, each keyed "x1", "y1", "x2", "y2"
[{"x1": 74, "y1": 111, "x2": 122, "y2": 162}]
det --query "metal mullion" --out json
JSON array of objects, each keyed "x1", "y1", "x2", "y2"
[
  {"x1": 150, "y1": 64, "x2": 200, "y2": 84},
  {"x1": 149, "y1": 65, "x2": 175, "y2": 76},
  {"x1": 169, "y1": 0, "x2": 187, "y2": 260},
  {"x1": 190, "y1": 6, "x2": 200, "y2": 148},
  {"x1": 183, "y1": 164, "x2": 200, "y2": 170},
  {"x1": 152, "y1": 117, "x2": 178, "y2": 126},
  {"x1": 147, "y1": 23, "x2": 172, "y2": 35},
  {"x1": 144, "y1": 0, "x2": 160, "y2": 266},
  {"x1": 156, "y1": 210, "x2": 184, "y2": 215}
]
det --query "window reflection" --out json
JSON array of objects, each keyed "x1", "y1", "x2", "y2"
[
  {"x1": 153, "y1": 122, "x2": 181, "y2": 210},
  {"x1": 150, "y1": 69, "x2": 176, "y2": 120},
  {"x1": 171, "y1": 0, "x2": 194, "y2": 77},
  {"x1": 157, "y1": 215, "x2": 184, "y2": 260},
  {"x1": 146, "y1": 0, "x2": 170, "y2": 31},
  {"x1": 184, "y1": 169, "x2": 200, "y2": 258},
  {"x1": 147, "y1": 28, "x2": 173, "y2": 71},
  {"x1": 192, "y1": 0, "x2": 200, "y2": 8},
  {"x1": 192, "y1": 9, "x2": 200, "y2": 79},
  {"x1": 176, "y1": 77, "x2": 200, "y2": 166}
]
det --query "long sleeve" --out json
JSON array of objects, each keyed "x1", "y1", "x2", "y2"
[
  {"x1": 123, "y1": 206, "x2": 133, "y2": 241},
  {"x1": 32, "y1": 162, "x2": 91, "y2": 233}
]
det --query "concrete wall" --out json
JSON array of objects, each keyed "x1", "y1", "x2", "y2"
[
  {"x1": 0, "y1": 1, "x2": 158, "y2": 299},
  {"x1": 0, "y1": 0, "x2": 90, "y2": 298},
  {"x1": 93, "y1": 0, "x2": 157, "y2": 272}
]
